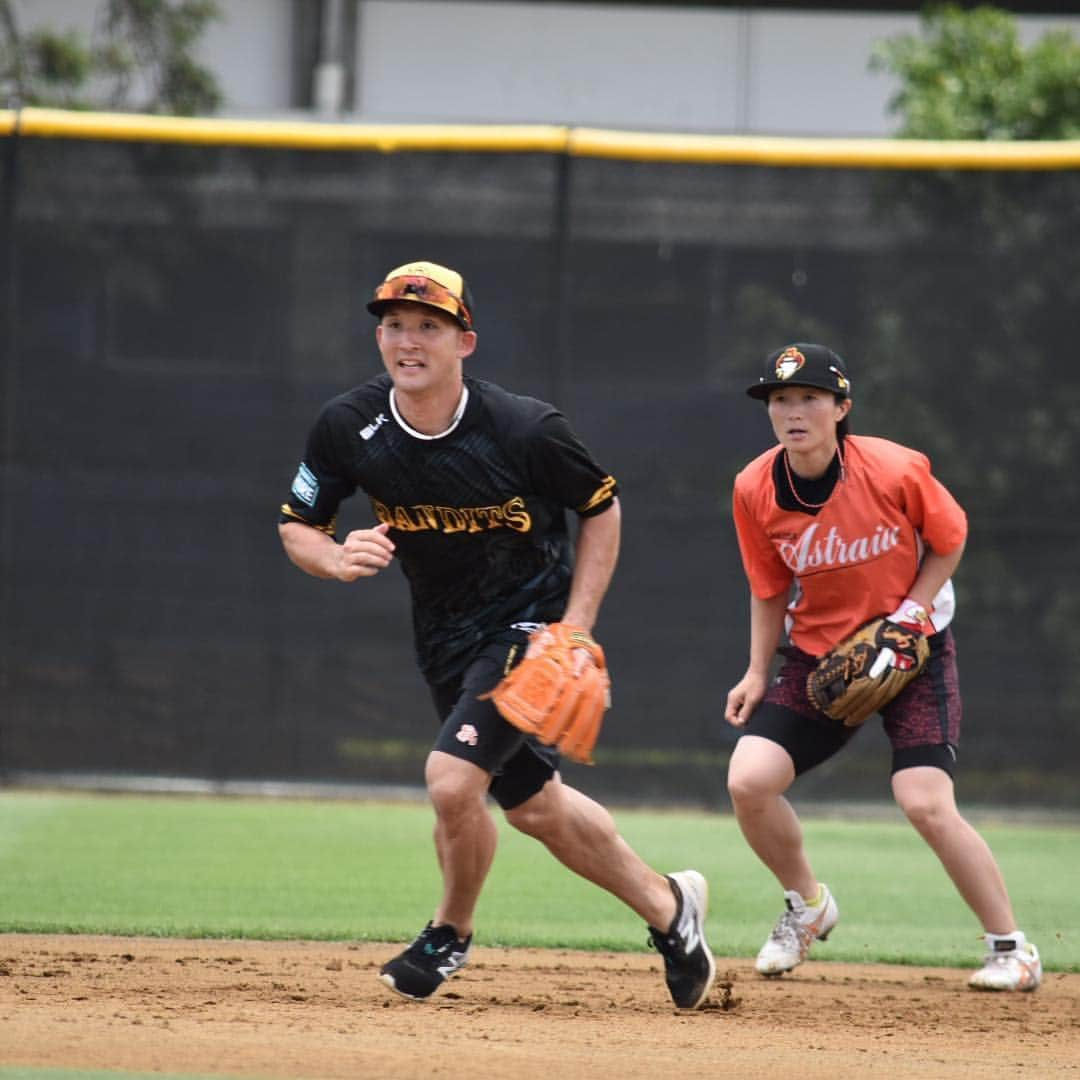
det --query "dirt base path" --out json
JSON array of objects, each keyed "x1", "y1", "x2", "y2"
[{"x1": 1, "y1": 934, "x2": 1077, "y2": 1079}]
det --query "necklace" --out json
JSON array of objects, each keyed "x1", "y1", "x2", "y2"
[
  {"x1": 389, "y1": 384, "x2": 469, "y2": 440},
  {"x1": 782, "y1": 443, "x2": 845, "y2": 510}
]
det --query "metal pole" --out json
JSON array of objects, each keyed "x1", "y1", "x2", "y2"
[
  {"x1": 313, "y1": 0, "x2": 346, "y2": 116},
  {"x1": 734, "y1": 10, "x2": 752, "y2": 134},
  {"x1": 547, "y1": 149, "x2": 572, "y2": 405},
  {"x1": 0, "y1": 108, "x2": 21, "y2": 778}
]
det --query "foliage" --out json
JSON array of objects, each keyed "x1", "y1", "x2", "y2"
[
  {"x1": 871, "y1": 3, "x2": 1080, "y2": 140},
  {"x1": 863, "y1": 7, "x2": 1080, "y2": 723},
  {"x1": 0, "y1": 0, "x2": 222, "y2": 115}
]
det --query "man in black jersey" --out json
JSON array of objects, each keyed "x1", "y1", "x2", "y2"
[{"x1": 278, "y1": 260, "x2": 714, "y2": 1008}]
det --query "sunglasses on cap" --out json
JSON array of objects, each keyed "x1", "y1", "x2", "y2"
[{"x1": 372, "y1": 275, "x2": 473, "y2": 329}]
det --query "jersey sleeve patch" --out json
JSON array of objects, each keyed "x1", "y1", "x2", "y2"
[
  {"x1": 577, "y1": 475, "x2": 617, "y2": 515},
  {"x1": 291, "y1": 463, "x2": 319, "y2": 507}
]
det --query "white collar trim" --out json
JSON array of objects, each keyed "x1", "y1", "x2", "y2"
[{"x1": 389, "y1": 384, "x2": 469, "y2": 441}]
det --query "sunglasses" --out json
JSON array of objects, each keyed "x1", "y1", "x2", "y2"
[{"x1": 373, "y1": 275, "x2": 472, "y2": 328}]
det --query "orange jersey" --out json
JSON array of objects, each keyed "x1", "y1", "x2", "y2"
[{"x1": 732, "y1": 435, "x2": 968, "y2": 656}]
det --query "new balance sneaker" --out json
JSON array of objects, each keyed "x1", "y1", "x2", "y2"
[
  {"x1": 379, "y1": 921, "x2": 472, "y2": 1000},
  {"x1": 969, "y1": 932, "x2": 1042, "y2": 992},
  {"x1": 647, "y1": 870, "x2": 716, "y2": 1009},
  {"x1": 755, "y1": 884, "x2": 839, "y2": 976}
]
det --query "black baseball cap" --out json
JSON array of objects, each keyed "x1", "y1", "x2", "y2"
[{"x1": 746, "y1": 343, "x2": 852, "y2": 400}]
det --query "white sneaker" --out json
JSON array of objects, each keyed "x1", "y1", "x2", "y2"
[
  {"x1": 755, "y1": 884, "x2": 839, "y2": 976},
  {"x1": 969, "y1": 933, "x2": 1042, "y2": 992}
]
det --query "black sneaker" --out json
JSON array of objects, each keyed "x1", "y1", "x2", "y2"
[
  {"x1": 648, "y1": 870, "x2": 716, "y2": 1009},
  {"x1": 379, "y1": 922, "x2": 472, "y2": 1000}
]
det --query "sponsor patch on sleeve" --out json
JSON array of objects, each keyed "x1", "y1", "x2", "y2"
[{"x1": 291, "y1": 463, "x2": 319, "y2": 507}]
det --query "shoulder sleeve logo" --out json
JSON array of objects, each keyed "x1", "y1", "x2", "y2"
[{"x1": 291, "y1": 463, "x2": 319, "y2": 507}]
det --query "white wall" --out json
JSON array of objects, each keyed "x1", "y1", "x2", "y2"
[
  {"x1": 196, "y1": 0, "x2": 294, "y2": 113},
  {"x1": 12, "y1": 1, "x2": 1080, "y2": 136},
  {"x1": 357, "y1": 2, "x2": 746, "y2": 131},
  {"x1": 353, "y1": 1, "x2": 1079, "y2": 136},
  {"x1": 743, "y1": 11, "x2": 914, "y2": 136}
]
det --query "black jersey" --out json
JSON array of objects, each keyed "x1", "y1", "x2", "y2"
[{"x1": 280, "y1": 373, "x2": 618, "y2": 684}]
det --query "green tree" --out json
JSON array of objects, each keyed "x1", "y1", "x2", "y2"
[
  {"x1": 0, "y1": 0, "x2": 222, "y2": 116},
  {"x1": 863, "y1": 6, "x2": 1080, "y2": 762},
  {"x1": 871, "y1": 3, "x2": 1080, "y2": 140}
]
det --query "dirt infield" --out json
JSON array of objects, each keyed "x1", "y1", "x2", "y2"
[{"x1": 1, "y1": 934, "x2": 1077, "y2": 1079}]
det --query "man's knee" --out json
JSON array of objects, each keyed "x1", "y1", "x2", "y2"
[{"x1": 425, "y1": 751, "x2": 489, "y2": 817}]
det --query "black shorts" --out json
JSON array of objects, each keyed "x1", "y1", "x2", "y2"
[
  {"x1": 428, "y1": 631, "x2": 560, "y2": 811},
  {"x1": 743, "y1": 630, "x2": 960, "y2": 779}
]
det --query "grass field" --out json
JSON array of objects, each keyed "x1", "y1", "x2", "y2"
[{"x1": 0, "y1": 789, "x2": 1076, "y2": 972}]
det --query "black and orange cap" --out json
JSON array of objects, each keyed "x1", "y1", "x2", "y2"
[{"x1": 747, "y1": 343, "x2": 851, "y2": 400}]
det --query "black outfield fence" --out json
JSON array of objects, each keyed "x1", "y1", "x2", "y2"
[{"x1": 2, "y1": 109, "x2": 1078, "y2": 808}]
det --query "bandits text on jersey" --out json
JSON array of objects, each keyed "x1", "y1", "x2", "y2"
[{"x1": 373, "y1": 496, "x2": 531, "y2": 534}]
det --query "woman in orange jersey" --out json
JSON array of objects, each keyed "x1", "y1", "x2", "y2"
[{"x1": 724, "y1": 343, "x2": 1041, "y2": 992}]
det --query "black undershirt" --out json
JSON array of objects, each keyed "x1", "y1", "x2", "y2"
[{"x1": 772, "y1": 438, "x2": 845, "y2": 516}]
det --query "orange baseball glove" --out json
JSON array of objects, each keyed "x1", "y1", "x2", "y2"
[{"x1": 481, "y1": 622, "x2": 610, "y2": 764}]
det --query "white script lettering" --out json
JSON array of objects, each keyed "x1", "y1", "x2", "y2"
[{"x1": 778, "y1": 522, "x2": 902, "y2": 573}]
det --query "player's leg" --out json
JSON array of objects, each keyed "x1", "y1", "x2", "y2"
[
  {"x1": 422, "y1": 635, "x2": 543, "y2": 935},
  {"x1": 502, "y1": 775, "x2": 715, "y2": 1009},
  {"x1": 727, "y1": 729, "x2": 841, "y2": 976},
  {"x1": 728, "y1": 663, "x2": 853, "y2": 976},
  {"x1": 504, "y1": 775, "x2": 673, "y2": 924},
  {"x1": 426, "y1": 750, "x2": 498, "y2": 938},
  {"x1": 726, "y1": 734, "x2": 813, "y2": 895},
  {"x1": 890, "y1": 763, "x2": 1040, "y2": 990},
  {"x1": 377, "y1": 750, "x2": 495, "y2": 1001},
  {"x1": 883, "y1": 632, "x2": 1040, "y2": 991},
  {"x1": 379, "y1": 637, "x2": 530, "y2": 1001},
  {"x1": 891, "y1": 764, "x2": 1014, "y2": 930}
]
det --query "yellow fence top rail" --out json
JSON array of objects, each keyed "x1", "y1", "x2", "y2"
[
  {"x1": 3, "y1": 107, "x2": 1079, "y2": 171},
  {"x1": 1, "y1": 107, "x2": 568, "y2": 154},
  {"x1": 569, "y1": 127, "x2": 1080, "y2": 170}
]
